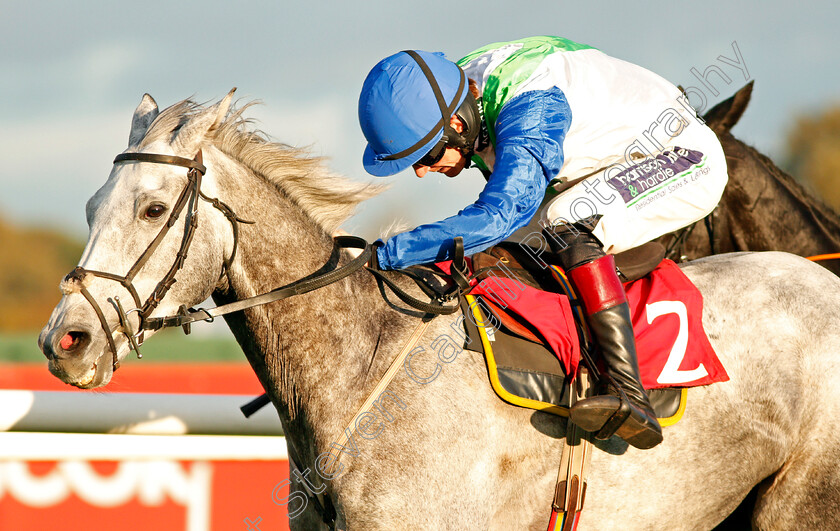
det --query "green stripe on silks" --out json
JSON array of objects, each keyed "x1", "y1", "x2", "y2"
[
  {"x1": 457, "y1": 35, "x2": 593, "y2": 71},
  {"x1": 458, "y1": 36, "x2": 594, "y2": 145},
  {"x1": 471, "y1": 153, "x2": 490, "y2": 174}
]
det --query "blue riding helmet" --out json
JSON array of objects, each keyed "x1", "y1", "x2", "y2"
[{"x1": 359, "y1": 50, "x2": 468, "y2": 177}]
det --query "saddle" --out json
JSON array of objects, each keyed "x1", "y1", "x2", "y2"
[
  {"x1": 470, "y1": 241, "x2": 666, "y2": 344},
  {"x1": 465, "y1": 241, "x2": 686, "y2": 423}
]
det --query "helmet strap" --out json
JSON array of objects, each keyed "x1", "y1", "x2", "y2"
[
  {"x1": 451, "y1": 93, "x2": 488, "y2": 162},
  {"x1": 382, "y1": 50, "x2": 467, "y2": 163}
]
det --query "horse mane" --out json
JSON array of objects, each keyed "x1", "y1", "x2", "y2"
[{"x1": 141, "y1": 98, "x2": 385, "y2": 233}]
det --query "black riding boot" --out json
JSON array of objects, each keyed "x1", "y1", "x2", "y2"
[{"x1": 545, "y1": 222, "x2": 663, "y2": 450}]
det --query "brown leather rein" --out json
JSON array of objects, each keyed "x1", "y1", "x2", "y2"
[{"x1": 67, "y1": 148, "x2": 464, "y2": 375}]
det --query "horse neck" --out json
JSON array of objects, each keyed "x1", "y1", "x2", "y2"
[
  {"x1": 207, "y1": 148, "x2": 411, "y2": 449},
  {"x1": 717, "y1": 133, "x2": 840, "y2": 259}
]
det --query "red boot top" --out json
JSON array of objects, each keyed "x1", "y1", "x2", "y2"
[{"x1": 567, "y1": 254, "x2": 626, "y2": 316}]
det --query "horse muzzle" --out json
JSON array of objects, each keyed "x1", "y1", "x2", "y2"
[{"x1": 39, "y1": 306, "x2": 117, "y2": 389}]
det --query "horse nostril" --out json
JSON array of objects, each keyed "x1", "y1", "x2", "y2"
[{"x1": 57, "y1": 331, "x2": 90, "y2": 353}]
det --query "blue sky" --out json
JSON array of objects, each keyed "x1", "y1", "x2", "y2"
[{"x1": 2, "y1": 1, "x2": 839, "y2": 240}]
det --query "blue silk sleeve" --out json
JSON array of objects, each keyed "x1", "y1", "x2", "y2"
[{"x1": 376, "y1": 87, "x2": 572, "y2": 270}]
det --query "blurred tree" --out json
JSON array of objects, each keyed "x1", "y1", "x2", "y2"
[
  {"x1": 785, "y1": 106, "x2": 840, "y2": 209},
  {"x1": 0, "y1": 218, "x2": 84, "y2": 331}
]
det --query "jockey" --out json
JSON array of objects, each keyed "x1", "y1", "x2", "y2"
[{"x1": 358, "y1": 36, "x2": 728, "y2": 450}]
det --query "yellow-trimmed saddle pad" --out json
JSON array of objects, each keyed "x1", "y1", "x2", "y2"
[{"x1": 461, "y1": 295, "x2": 687, "y2": 427}]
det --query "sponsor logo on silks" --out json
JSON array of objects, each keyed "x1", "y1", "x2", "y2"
[{"x1": 607, "y1": 147, "x2": 706, "y2": 207}]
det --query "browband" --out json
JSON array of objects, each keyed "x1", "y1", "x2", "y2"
[{"x1": 114, "y1": 152, "x2": 207, "y2": 175}]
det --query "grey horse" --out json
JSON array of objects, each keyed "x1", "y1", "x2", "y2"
[{"x1": 39, "y1": 92, "x2": 840, "y2": 530}]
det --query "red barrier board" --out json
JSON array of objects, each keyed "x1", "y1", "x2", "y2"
[
  {"x1": 1, "y1": 363, "x2": 292, "y2": 530},
  {"x1": 0, "y1": 363, "x2": 264, "y2": 395},
  {"x1": 0, "y1": 459, "x2": 291, "y2": 531}
]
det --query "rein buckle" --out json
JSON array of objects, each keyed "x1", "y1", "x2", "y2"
[
  {"x1": 178, "y1": 304, "x2": 192, "y2": 335},
  {"x1": 110, "y1": 296, "x2": 143, "y2": 360}
]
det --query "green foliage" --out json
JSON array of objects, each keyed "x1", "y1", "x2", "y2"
[
  {"x1": 0, "y1": 217, "x2": 85, "y2": 332},
  {"x1": 0, "y1": 217, "x2": 244, "y2": 362},
  {"x1": 0, "y1": 333, "x2": 46, "y2": 363},
  {"x1": 785, "y1": 106, "x2": 840, "y2": 209},
  {"x1": 0, "y1": 328, "x2": 244, "y2": 363}
]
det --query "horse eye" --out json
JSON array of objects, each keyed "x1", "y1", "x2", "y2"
[{"x1": 144, "y1": 203, "x2": 167, "y2": 220}]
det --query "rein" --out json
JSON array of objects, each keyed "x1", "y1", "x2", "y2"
[
  {"x1": 69, "y1": 148, "x2": 473, "y2": 528},
  {"x1": 663, "y1": 210, "x2": 716, "y2": 262},
  {"x1": 69, "y1": 149, "x2": 460, "y2": 372},
  {"x1": 144, "y1": 235, "x2": 374, "y2": 331},
  {"x1": 807, "y1": 253, "x2": 840, "y2": 262}
]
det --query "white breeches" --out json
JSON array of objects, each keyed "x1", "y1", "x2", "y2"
[{"x1": 535, "y1": 122, "x2": 728, "y2": 254}]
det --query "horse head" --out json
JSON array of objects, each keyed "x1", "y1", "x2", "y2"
[{"x1": 38, "y1": 91, "x2": 239, "y2": 388}]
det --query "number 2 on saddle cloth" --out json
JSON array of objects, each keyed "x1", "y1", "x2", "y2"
[{"x1": 439, "y1": 242, "x2": 729, "y2": 422}]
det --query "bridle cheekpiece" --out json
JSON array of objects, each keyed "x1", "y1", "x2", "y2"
[{"x1": 66, "y1": 149, "x2": 251, "y2": 370}]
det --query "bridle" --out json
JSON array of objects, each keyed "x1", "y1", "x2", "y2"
[
  {"x1": 65, "y1": 149, "x2": 252, "y2": 371},
  {"x1": 66, "y1": 148, "x2": 454, "y2": 373},
  {"x1": 62, "y1": 146, "x2": 469, "y2": 530}
]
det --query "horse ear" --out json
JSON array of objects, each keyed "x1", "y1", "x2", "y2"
[
  {"x1": 702, "y1": 81, "x2": 754, "y2": 134},
  {"x1": 128, "y1": 94, "x2": 159, "y2": 148},
  {"x1": 172, "y1": 88, "x2": 236, "y2": 155}
]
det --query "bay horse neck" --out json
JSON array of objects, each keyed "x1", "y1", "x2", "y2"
[
  {"x1": 206, "y1": 146, "x2": 413, "y2": 443},
  {"x1": 670, "y1": 82, "x2": 840, "y2": 274},
  {"x1": 713, "y1": 131, "x2": 840, "y2": 272}
]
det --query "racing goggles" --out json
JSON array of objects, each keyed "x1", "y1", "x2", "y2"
[{"x1": 414, "y1": 139, "x2": 448, "y2": 167}]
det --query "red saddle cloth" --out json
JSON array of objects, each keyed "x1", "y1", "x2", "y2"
[{"x1": 461, "y1": 258, "x2": 728, "y2": 390}]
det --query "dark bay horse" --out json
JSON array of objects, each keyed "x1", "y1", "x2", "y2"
[
  {"x1": 657, "y1": 82, "x2": 840, "y2": 275},
  {"x1": 39, "y1": 92, "x2": 840, "y2": 529}
]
